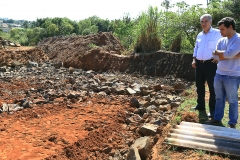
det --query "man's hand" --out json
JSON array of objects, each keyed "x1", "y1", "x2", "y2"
[
  {"x1": 234, "y1": 52, "x2": 240, "y2": 58},
  {"x1": 192, "y1": 59, "x2": 196, "y2": 68},
  {"x1": 218, "y1": 54, "x2": 225, "y2": 60},
  {"x1": 213, "y1": 49, "x2": 226, "y2": 60},
  {"x1": 211, "y1": 59, "x2": 218, "y2": 63}
]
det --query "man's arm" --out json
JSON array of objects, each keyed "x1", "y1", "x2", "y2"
[{"x1": 213, "y1": 50, "x2": 240, "y2": 60}]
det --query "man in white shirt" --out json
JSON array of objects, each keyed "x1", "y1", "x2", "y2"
[{"x1": 192, "y1": 14, "x2": 222, "y2": 118}]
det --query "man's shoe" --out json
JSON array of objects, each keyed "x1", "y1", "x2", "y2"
[
  {"x1": 228, "y1": 124, "x2": 236, "y2": 129},
  {"x1": 205, "y1": 119, "x2": 222, "y2": 125},
  {"x1": 191, "y1": 106, "x2": 205, "y2": 111}
]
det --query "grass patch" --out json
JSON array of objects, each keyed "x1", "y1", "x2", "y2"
[
  {"x1": 87, "y1": 43, "x2": 98, "y2": 49},
  {"x1": 195, "y1": 149, "x2": 206, "y2": 156}
]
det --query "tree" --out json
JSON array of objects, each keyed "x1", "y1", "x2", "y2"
[
  {"x1": 133, "y1": 6, "x2": 161, "y2": 53},
  {"x1": 26, "y1": 27, "x2": 46, "y2": 45},
  {"x1": 88, "y1": 16, "x2": 109, "y2": 32},
  {"x1": 22, "y1": 21, "x2": 29, "y2": 29},
  {"x1": 219, "y1": 0, "x2": 240, "y2": 32},
  {"x1": 158, "y1": 3, "x2": 205, "y2": 53},
  {"x1": 58, "y1": 18, "x2": 74, "y2": 35},
  {"x1": 46, "y1": 23, "x2": 59, "y2": 37},
  {"x1": 10, "y1": 28, "x2": 29, "y2": 45},
  {"x1": 35, "y1": 18, "x2": 47, "y2": 28},
  {"x1": 78, "y1": 19, "x2": 92, "y2": 35},
  {"x1": 207, "y1": 0, "x2": 234, "y2": 27},
  {"x1": 175, "y1": 1, "x2": 189, "y2": 13},
  {"x1": 111, "y1": 13, "x2": 135, "y2": 49},
  {"x1": 3, "y1": 19, "x2": 14, "y2": 23},
  {"x1": 161, "y1": 0, "x2": 171, "y2": 11}
]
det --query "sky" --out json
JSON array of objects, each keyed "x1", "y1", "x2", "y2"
[{"x1": 1, "y1": 0, "x2": 207, "y2": 21}]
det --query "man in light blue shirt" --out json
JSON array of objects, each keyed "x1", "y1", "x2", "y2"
[
  {"x1": 192, "y1": 14, "x2": 222, "y2": 118},
  {"x1": 206, "y1": 17, "x2": 240, "y2": 128}
]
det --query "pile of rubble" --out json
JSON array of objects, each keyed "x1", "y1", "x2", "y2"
[
  {"x1": 0, "y1": 32, "x2": 196, "y2": 159},
  {"x1": 0, "y1": 60, "x2": 191, "y2": 159}
]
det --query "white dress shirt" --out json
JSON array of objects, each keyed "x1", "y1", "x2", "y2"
[{"x1": 193, "y1": 27, "x2": 222, "y2": 60}]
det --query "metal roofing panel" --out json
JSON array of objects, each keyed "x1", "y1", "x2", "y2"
[{"x1": 165, "y1": 121, "x2": 240, "y2": 156}]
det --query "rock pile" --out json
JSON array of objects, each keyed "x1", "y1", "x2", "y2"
[{"x1": 0, "y1": 61, "x2": 191, "y2": 159}]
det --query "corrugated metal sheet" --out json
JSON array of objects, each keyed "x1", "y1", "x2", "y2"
[{"x1": 164, "y1": 121, "x2": 240, "y2": 156}]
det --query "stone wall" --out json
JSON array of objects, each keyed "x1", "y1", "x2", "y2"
[
  {"x1": 128, "y1": 51, "x2": 195, "y2": 81},
  {"x1": 78, "y1": 49, "x2": 195, "y2": 81}
]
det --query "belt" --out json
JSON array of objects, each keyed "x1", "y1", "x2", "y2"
[{"x1": 196, "y1": 59, "x2": 213, "y2": 63}]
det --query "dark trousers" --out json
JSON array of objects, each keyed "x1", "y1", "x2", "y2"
[{"x1": 195, "y1": 60, "x2": 217, "y2": 116}]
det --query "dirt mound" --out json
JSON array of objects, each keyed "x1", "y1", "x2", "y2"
[
  {"x1": 37, "y1": 32, "x2": 125, "y2": 68},
  {"x1": 181, "y1": 111, "x2": 199, "y2": 122},
  {"x1": 0, "y1": 48, "x2": 49, "y2": 67},
  {"x1": 37, "y1": 32, "x2": 195, "y2": 81}
]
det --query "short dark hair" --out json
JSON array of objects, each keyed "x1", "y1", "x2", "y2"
[{"x1": 217, "y1": 17, "x2": 236, "y2": 30}]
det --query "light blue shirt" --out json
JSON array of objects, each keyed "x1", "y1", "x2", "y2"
[
  {"x1": 216, "y1": 33, "x2": 240, "y2": 76},
  {"x1": 193, "y1": 27, "x2": 222, "y2": 60}
]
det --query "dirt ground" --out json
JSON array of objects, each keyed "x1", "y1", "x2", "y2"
[
  {"x1": 0, "y1": 33, "x2": 235, "y2": 160},
  {"x1": 0, "y1": 85, "x2": 133, "y2": 160},
  {"x1": 0, "y1": 81, "x2": 230, "y2": 160},
  {"x1": 0, "y1": 72, "x2": 141, "y2": 160}
]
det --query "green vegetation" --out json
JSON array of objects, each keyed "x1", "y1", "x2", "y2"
[
  {"x1": 0, "y1": 30, "x2": 11, "y2": 40},
  {"x1": 195, "y1": 149, "x2": 207, "y2": 157},
  {"x1": 1, "y1": 0, "x2": 240, "y2": 54},
  {"x1": 133, "y1": 6, "x2": 161, "y2": 53},
  {"x1": 87, "y1": 43, "x2": 98, "y2": 49},
  {"x1": 174, "y1": 115, "x2": 181, "y2": 124}
]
